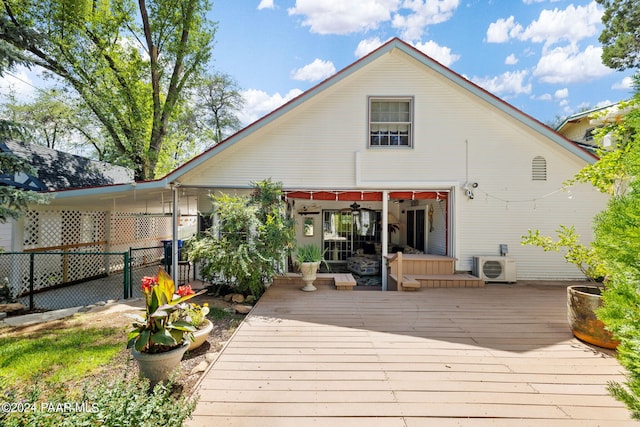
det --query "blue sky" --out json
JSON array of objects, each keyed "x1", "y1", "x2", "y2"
[
  {"x1": 211, "y1": 0, "x2": 634, "y2": 126},
  {"x1": 0, "y1": 0, "x2": 635, "y2": 130}
]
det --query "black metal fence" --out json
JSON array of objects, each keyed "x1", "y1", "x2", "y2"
[
  {"x1": 128, "y1": 245, "x2": 165, "y2": 299},
  {"x1": 0, "y1": 244, "x2": 196, "y2": 312},
  {"x1": 0, "y1": 251, "x2": 130, "y2": 311}
]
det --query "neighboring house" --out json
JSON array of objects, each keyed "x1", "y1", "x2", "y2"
[
  {"x1": 555, "y1": 102, "x2": 631, "y2": 152},
  {"x1": 13, "y1": 38, "x2": 609, "y2": 285}
]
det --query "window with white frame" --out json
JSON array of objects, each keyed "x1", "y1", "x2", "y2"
[{"x1": 369, "y1": 97, "x2": 413, "y2": 147}]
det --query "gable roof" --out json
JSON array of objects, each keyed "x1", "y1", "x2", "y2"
[
  {"x1": 52, "y1": 37, "x2": 598, "y2": 202},
  {"x1": 163, "y1": 37, "x2": 596, "y2": 184},
  {"x1": 0, "y1": 140, "x2": 134, "y2": 191}
]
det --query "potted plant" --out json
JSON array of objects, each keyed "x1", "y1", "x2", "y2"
[
  {"x1": 127, "y1": 268, "x2": 205, "y2": 384},
  {"x1": 182, "y1": 302, "x2": 213, "y2": 351},
  {"x1": 295, "y1": 244, "x2": 328, "y2": 292},
  {"x1": 522, "y1": 225, "x2": 618, "y2": 349}
]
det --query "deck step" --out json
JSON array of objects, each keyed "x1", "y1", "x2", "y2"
[
  {"x1": 411, "y1": 273, "x2": 485, "y2": 288},
  {"x1": 332, "y1": 273, "x2": 357, "y2": 290}
]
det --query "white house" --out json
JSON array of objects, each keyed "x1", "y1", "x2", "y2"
[{"x1": 9, "y1": 38, "x2": 608, "y2": 289}]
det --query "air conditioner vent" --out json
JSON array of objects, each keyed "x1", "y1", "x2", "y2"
[{"x1": 473, "y1": 256, "x2": 517, "y2": 283}]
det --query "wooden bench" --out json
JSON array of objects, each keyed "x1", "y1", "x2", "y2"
[{"x1": 332, "y1": 273, "x2": 357, "y2": 290}]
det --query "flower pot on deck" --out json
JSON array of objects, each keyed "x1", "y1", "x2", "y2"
[
  {"x1": 567, "y1": 285, "x2": 618, "y2": 349},
  {"x1": 188, "y1": 319, "x2": 213, "y2": 351},
  {"x1": 300, "y1": 261, "x2": 320, "y2": 292}
]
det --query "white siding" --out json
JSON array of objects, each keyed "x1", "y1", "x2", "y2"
[
  {"x1": 178, "y1": 48, "x2": 608, "y2": 280},
  {"x1": 0, "y1": 221, "x2": 12, "y2": 252}
]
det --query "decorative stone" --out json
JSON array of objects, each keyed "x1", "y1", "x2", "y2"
[
  {"x1": 190, "y1": 361, "x2": 209, "y2": 375},
  {"x1": 0, "y1": 312, "x2": 6, "y2": 320},
  {"x1": 223, "y1": 294, "x2": 233, "y2": 302},
  {"x1": 245, "y1": 295, "x2": 256, "y2": 304},
  {"x1": 205, "y1": 352, "x2": 220, "y2": 363},
  {"x1": 234, "y1": 304, "x2": 252, "y2": 314},
  {"x1": 231, "y1": 294, "x2": 245, "y2": 303}
]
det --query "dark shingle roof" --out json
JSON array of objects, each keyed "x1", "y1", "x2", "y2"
[{"x1": 0, "y1": 140, "x2": 133, "y2": 191}]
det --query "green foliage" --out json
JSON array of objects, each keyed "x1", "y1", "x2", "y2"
[
  {"x1": 586, "y1": 89, "x2": 640, "y2": 418},
  {"x1": 1, "y1": 374, "x2": 198, "y2": 427},
  {"x1": 187, "y1": 179, "x2": 295, "y2": 298},
  {"x1": 0, "y1": 151, "x2": 51, "y2": 223},
  {"x1": 1, "y1": 0, "x2": 216, "y2": 180},
  {"x1": 567, "y1": 97, "x2": 640, "y2": 195},
  {"x1": 596, "y1": 0, "x2": 640, "y2": 71},
  {"x1": 295, "y1": 244, "x2": 329, "y2": 271},
  {"x1": 521, "y1": 225, "x2": 607, "y2": 282},
  {"x1": 126, "y1": 268, "x2": 203, "y2": 353}
]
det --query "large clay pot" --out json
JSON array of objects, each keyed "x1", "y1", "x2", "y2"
[
  {"x1": 131, "y1": 341, "x2": 189, "y2": 385},
  {"x1": 300, "y1": 261, "x2": 320, "y2": 292},
  {"x1": 567, "y1": 285, "x2": 618, "y2": 349},
  {"x1": 188, "y1": 319, "x2": 213, "y2": 351}
]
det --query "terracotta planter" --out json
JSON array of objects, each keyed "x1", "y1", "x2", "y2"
[
  {"x1": 131, "y1": 341, "x2": 189, "y2": 385},
  {"x1": 567, "y1": 285, "x2": 618, "y2": 349},
  {"x1": 188, "y1": 319, "x2": 213, "y2": 351},
  {"x1": 300, "y1": 261, "x2": 320, "y2": 292}
]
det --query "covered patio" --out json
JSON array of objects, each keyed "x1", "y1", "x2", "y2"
[{"x1": 189, "y1": 281, "x2": 633, "y2": 426}]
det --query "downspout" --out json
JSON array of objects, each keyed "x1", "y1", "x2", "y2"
[{"x1": 172, "y1": 183, "x2": 179, "y2": 284}]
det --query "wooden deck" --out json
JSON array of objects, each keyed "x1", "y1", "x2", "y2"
[{"x1": 188, "y1": 281, "x2": 634, "y2": 426}]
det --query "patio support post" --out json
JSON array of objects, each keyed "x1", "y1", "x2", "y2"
[
  {"x1": 171, "y1": 184, "x2": 179, "y2": 284},
  {"x1": 381, "y1": 190, "x2": 389, "y2": 291}
]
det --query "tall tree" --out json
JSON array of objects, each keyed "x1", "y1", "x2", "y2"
[
  {"x1": 0, "y1": 11, "x2": 49, "y2": 223},
  {"x1": 196, "y1": 72, "x2": 244, "y2": 144},
  {"x1": 596, "y1": 0, "x2": 640, "y2": 71},
  {"x1": 0, "y1": 0, "x2": 216, "y2": 180},
  {"x1": 1, "y1": 89, "x2": 107, "y2": 159}
]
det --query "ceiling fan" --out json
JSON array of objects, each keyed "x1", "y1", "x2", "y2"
[{"x1": 340, "y1": 202, "x2": 372, "y2": 214}]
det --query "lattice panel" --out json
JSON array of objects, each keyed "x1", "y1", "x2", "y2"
[
  {"x1": 111, "y1": 214, "x2": 171, "y2": 251},
  {"x1": 23, "y1": 211, "x2": 40, "y2": 248},
  {"x1": 23, "y1": 210, "x2": 107, "y2": 250}
]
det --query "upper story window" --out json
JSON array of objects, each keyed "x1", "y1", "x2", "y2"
[
  {"x1": 369, "y1": 97, "x2": 413, "y2": 147},
  {"x1": 532, "y1": 156, "x2": 547, "y2": 181}
]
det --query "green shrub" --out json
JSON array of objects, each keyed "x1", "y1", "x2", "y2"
[{"x1": 1, "y1": 374, "x2": 198, "y2": 427}]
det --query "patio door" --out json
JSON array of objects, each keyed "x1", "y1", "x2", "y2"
[
  {"x1": 406, "y1": 209, "x2": 426, "y2": 252},
  {"x1": 322, "y1": 210, "x2": 381, "y2": 264}
]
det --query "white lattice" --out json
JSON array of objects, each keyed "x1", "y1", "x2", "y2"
[{"x1": 23, "y1": 210, "x2": 107, "y2": 250}]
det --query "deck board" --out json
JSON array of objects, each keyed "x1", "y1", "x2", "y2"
[{"x1": 188, "y1": 281, "x2": 634, "y2": 426}]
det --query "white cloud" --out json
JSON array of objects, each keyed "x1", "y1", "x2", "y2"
[
  {"x1": 291, "y1": 58, "x2": 336, "y2": 82},
  {"x1": 487, "y1": 2, "x2": 602, "y2": 47},
  {"x1": 520, "y1": 2, "x2": 603, "y2": 47},
  {"x1": 522, "y1": 0, "x2": 561, "y2": 4},
  {"x1": 486, "y1": 16, "x2": 522, "y2": 43},
  {"x1": 288, "y1": 0, "x2": 400, "y2": 35},
  {"x1": 533, "y1": 44, "x2": 611, "y2": 84},
  {"x1": 612, "y1": 76, "x2": 635, "y2": 90},
  {"x1": 355, "y1": 37, "x2": 388, "y2": 58},
  {"x1": 554, "y1": 88, "x2": 568, "y2": 99},
  {"x1": 392, "y1": 0, "x2": 460, "y2": 41},
  {"x1": 536, "y1": 93, "x2": 553, "y2": 101},
  {"x1": 471, "y1": 70, "x2": 532, "y2": 97},
  {"x1": 257, "y1": 0, "x2": 274, "y2": 10},
  {"x1": 505, "y1": 54, "x2": 518, "y2": 65},
  {"x1": 240, "y1": 88, "x2": 304, "y2": 126},
  {"x1": 412, "y1": 40, "x2": 460, "y2": 67}
]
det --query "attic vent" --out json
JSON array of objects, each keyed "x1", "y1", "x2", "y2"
[{"x1": 532, "y1": 156, "x2": 547, "y2": 181}]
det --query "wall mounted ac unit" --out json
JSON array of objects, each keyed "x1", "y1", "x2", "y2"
[{"x1": 472, "y1": 256, "x2": 517, "y2": 283}]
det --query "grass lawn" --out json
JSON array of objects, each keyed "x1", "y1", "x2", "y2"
[{"x1": 0, "y1": 323, "x2": 125, "y2": 394}]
